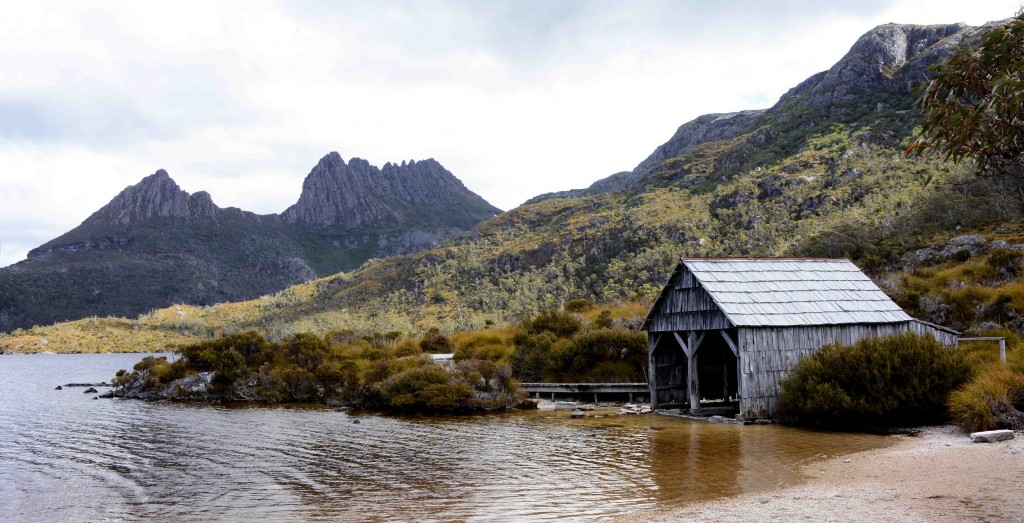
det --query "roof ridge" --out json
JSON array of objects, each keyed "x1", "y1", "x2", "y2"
[{"x1": 680, "y1": 256, "x2": 849, "y2": 261}]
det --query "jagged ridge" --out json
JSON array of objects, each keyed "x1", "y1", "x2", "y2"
[
  {"x1": 0, "y1": 154, "x2": 500, "y2": 331},
  {"x1": 282, "y1": 152, "x2": 499, "y2": 229}
]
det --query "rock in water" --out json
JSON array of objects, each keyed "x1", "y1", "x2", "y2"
[
  {"x1": 83, "y1": 387, "x2": 97, "y2": 394},
  {"x1": 571, "y1": 409, "x2": 586, "y2": 419},
  {"x1": 970, "y1": 430, "x2": 1015, "y2": 443}
]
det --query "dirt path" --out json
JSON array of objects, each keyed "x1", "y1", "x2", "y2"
[{"x1": 628, "y1": 426, "x2": 1024, "y2": 523}]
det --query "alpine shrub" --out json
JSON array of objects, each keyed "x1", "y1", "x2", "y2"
[{"x1": 778, "y1": 333, "x2": 971, "y2": 427}]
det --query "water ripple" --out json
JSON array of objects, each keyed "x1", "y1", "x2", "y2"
[{"x1": 0, "y1": 354, "x2": 889, "y2": 522}]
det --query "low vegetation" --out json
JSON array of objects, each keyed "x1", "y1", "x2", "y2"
[
  {"x1": 948, "y1": 367, "x2": 1024, "y2": 432},
  {"x1": 947, "y1": 331, "x2": 1024, "y2": 432},
  {"x1": 778, "y1": 333, "x2": 972, "y2": 428},
  {"x1": 112, "y1": 306, "x2": 646, "y2": 411},
  {"x1": 510, "y1": 309, "x2": 646, "y2": 383},
  {"x1": 113, "y1": 330, "x2": 528, "y2": 413}
]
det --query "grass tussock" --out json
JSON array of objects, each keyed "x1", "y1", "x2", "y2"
[{"x1": 948, "y1": 367, "x2": 1024, "y2": 432}]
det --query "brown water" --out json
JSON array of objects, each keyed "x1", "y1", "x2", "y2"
[{"x1": 0, "y1": 354, "x2": 888, "y2": 522}]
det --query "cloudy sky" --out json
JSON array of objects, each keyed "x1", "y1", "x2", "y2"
[{"x1": 0, "y1": 0, "x2": 1019, "y2": 267}]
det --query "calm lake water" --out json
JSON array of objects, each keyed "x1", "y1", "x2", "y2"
[{"x1": 0, "y1": 353, "x2": 888, "y2": 522}]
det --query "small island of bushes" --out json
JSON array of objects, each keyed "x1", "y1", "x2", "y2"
[{"x1": 111, "y1": 306, "x2": 647, "y2": 413}]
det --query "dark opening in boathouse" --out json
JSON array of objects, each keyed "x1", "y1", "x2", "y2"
[{"x1": 642, "y1": 258, "x2": 957, "y2": 420}]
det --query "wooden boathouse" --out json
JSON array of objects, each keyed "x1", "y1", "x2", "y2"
[{"x1": 642, "y1": 258, "x2": 957, "y2": 420}]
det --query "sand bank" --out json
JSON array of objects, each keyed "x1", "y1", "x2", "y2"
[{"x1": 629, "y1": 426, "x2": 1023, "y2": 522}]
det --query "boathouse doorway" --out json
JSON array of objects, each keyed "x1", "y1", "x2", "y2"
[
  {"x1": 693, "y1": 331, "x2": 739, "y2": 408},
  {"x1": 651, "y1": 334, "x2": 687, "y2": 408}
]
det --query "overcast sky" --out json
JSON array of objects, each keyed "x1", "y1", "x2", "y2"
[{"x1": 0, "y1": 1, "x2": 1020, "y2": 267}]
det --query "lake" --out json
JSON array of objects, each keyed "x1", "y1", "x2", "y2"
[{"x1": 0, "y1": 353, "x2": 887, "y2": 522}]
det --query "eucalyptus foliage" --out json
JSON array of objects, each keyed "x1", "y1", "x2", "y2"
[{"x1": 910, "y1": 12, "x2": 1024, "y2": 178}]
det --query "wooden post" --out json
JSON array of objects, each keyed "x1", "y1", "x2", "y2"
[
  {"x1": 688, "y1": 350, "x2": 700, "y2": 412},
  {"x1": 723, "y1": 363, "x2": 729, "y2": 401},
  {"x1": 1001, "y1": 338, "x2": 1007, "y2": 365},
  {"x1": 648, "y1": 333, "x2": 658, "y2": 408},
  {"x1": 687, "y1": 331, "x2": 705, "y2": 413}
]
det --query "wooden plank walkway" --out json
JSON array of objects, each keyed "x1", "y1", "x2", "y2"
[{"x1": 519, "y1": 383, "x2": 649, "y2": 402}]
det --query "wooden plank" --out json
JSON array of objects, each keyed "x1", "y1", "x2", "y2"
[
  {"x1": 673, "y1": 331, "x2": 690, "y2": 357},
  {"x1": 720, "y1": 329, "x2": 737, "y2": 358},
  {"x1": 689, "y1": 331, "x2": 706, "y2": 354},
  {"x1": 687, "y1": 350, "x2": 700, "y2": 411},
  {"x1": 648, "y1": 333, "x2": 658, "y2": 407},
  {"x1": 720, "y1": 329, "x2": 738, "y2": 357}
]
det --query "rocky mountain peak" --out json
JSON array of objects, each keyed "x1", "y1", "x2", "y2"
[
  {"x1": 849, "y1": 23, "x2": 967, "y2": 70},
  {"x1": 776, "y1": 22, "x2": 969, "y2": 111},
  {"x1": 87, "y1": 170, "x2": 221, "y2": 226},
  {"x1": 282, "y1": 153, "x2": 499, "y2": 229}
]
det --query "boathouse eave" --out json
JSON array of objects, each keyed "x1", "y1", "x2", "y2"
[{"x1": 912, "y1": 318, "x2": 960, "y2": 337}]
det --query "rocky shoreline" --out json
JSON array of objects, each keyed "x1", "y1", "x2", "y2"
[{"x1": 108, "y1": 371, "x2": 218, "y2": 401}]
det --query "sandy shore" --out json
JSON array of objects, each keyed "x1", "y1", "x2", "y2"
[{"x1": 627, "y1": 426, "x2": 1023, "y2": 523}]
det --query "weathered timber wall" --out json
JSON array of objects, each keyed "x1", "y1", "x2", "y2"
[
  {"x1": 647, "y1": 266, "x2": 730, "y2": 332},
  {"x1": 909, "y1": 320, "x2": 958, "y2": 346}
]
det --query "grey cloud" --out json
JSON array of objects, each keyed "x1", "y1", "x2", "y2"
[
  {"x1": 0, "y1": 83, "x2": 255, "y2": 149},
  {"x1": 286, "y1": 0, "x2": 900, "y2": 82},
  {"x1": 0, "y1": 92, "x2": 167, "y2": 146}
]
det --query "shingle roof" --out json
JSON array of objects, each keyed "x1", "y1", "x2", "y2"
[{"x1": 680, "y1": 258, "x2": 911, "y2": 327}]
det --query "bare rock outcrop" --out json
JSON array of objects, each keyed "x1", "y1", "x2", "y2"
[{"x1": 282, "y1": 152, "x2": 499, "y2": 229}]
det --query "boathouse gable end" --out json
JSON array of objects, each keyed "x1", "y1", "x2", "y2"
[
  {"x1": 645, "y1": 264, "x2": 732, "y2": 332},
  {"x1": 642, "y1": 258, "x2": 957, "y2": 420}
]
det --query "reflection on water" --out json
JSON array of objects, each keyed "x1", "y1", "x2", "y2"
[{"x1": 0, "y1": 354, "x2": 887, "y2": 522}]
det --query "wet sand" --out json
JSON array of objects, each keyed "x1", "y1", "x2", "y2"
[{"x1": 628, "y1": 426, "x2": 1024, "y2": 523}]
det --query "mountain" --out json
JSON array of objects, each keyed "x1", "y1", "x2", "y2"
[
  {"x1": 0, "y1": 154, "x2": 500, "y2": 332},
  {"x1": 4, "y1": 19, "x2": 1022, "y2": 352},
  {"x1": 283, "y1": 153, "x2": 496, "y2": 230},
  {"x1": 532, "y1": 22, "x2": 975, "y2": 203}
]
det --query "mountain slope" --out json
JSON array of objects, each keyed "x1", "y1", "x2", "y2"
[
  {"x1": 533, "y1": 22, "x2": 972, "y2": 202},
  {"x1": 0, "y1": 154, "x2": 499, "y2": 331},
  {"x1": 4, "y1": 19, "x2": 1022, "y2": 352}
]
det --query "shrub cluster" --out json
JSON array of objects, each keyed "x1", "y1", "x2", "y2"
[
  {"x1": 113, "y1": 355, "x2": 191, "y2": 389},
  {"x1": 419, "y1": 328, "x2": 454, "y2": 353},
  {"x1": 452, "y1": 330, "x2": 514, "y2": 363},
  {"x1": 114, "y1": 330, "x2": 527, "y2": 412},
  {"x1": 510, "y1": 309, "x2": 646, "y2": 383},
  {"x1": 778, "y1": 333, "x2": 971, "y2": 428}
]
